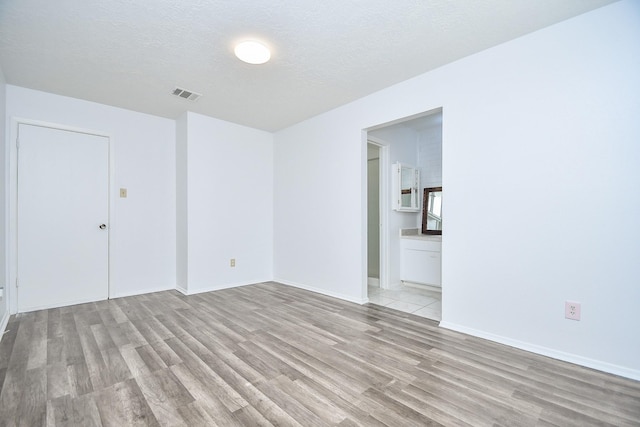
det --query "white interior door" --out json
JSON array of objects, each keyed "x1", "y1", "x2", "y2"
[{"x1": 17, "y1": 124, "x2": 109, "y2": 312}]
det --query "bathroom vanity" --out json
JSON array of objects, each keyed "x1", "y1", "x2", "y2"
[{"x1": 400, "y1": 234, "x2": 441, "y2": 287}]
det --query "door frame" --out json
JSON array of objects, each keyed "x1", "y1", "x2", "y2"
[
  {"x1": 8, "y1": 118, "x2": 115, "y2": 314},
  {"x1": 364, "y1": 136, "x2": 390, "y2": 292}
]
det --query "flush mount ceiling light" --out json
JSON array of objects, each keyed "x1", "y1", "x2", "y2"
[{"x1": 234, "y1": 40, "x2": 271, "y2": 64}]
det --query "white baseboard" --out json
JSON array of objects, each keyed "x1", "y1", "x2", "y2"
[
  {"x1": 402, "y1": 281, "x2": 442, "y2": 293},
  {"x1": 18, "y1": 295, "x2": 111, "y2": 313},
  {"x1": 176, "y1": 279, "x2": 268, "y2": 296},
  {"x1": 439, "y1": 321, "x2": 640, "y2": 381},
  {"x1": 110, "y1": 285, "x2": 175, "y2": 299},
  {"x1": 274, "y1": 278, "x2": 368, "y2": 305},
  {"x1": 367, "y1": 277, "x2": 380, "y2": 287}
]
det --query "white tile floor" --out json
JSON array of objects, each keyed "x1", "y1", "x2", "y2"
[{"x1": 367, "y1": 283, "x2": 441, "y2": 321}]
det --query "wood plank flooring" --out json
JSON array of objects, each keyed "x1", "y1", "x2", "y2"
[{"x1": 0, "y1": 282, "x2": 638, "y2": 426}]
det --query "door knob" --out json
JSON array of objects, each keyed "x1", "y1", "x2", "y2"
[{"x1": 99, "y1": 224, "x2": 107, "y2": 230}]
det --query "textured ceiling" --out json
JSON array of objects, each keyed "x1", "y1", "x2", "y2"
[{"x1": 0, "y1": 0, "x2": 618, "y2": 131}]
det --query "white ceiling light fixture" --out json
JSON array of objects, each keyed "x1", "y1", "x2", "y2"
[{"x1": 234, "y1": 40, "x2": 271, "y2": 65}]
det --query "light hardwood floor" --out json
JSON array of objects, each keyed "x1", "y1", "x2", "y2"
[{"x1": 0, "y1": 282, "x2": 638, "y2": 426}]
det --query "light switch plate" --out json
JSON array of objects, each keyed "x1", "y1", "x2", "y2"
[{"x1": 120, "y1": 188, "x2": 127, "y2": 198}]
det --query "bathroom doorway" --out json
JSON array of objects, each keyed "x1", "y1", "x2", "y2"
[{"x1": 365, "y1": 109, "x2": 443, "y2": 321}]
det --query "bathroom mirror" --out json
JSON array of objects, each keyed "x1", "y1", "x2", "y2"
[{"x1": 422, "y1": 187, "x2": 442, "y2": 234}]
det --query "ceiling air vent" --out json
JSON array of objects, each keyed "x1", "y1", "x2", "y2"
[{"x1": 171, "y1": 87, "x2": 202, "y2": 101}]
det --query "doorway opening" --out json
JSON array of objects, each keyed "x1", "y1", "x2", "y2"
[{"x1": 364, "y1": 108, "x2": 443, "y2": 322}]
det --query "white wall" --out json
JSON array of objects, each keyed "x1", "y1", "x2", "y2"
[
  {"x1": 417, "y1": 125, "x2": 442, "y2": 189},
  {"x1": 175, "y1": 113, "x2": 189, "y2": 292},
  {"x1": 274, "y1": 1, "x2": 640, "y2": 379},
  {"x1": 5, "y1": 85, "x2": 176, "y2": 302},
  {"x1": 274, "y1": 119, "x2": 366, "y2": 302},
  {"x1": 0, "y1": 66, "x2": 7, "y2": 326},
  {"x1": 178, "y1": 112, "x2": 273, "y2": 293}
]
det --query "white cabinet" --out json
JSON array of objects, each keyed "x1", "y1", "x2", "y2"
[
  {"x1": 400, "y1": 238, "x2": 441, "y2": 287},
  {"x1": 393, "y1": 162, "x2": 420, "y2": 212}
]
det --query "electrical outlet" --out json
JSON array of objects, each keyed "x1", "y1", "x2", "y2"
[
  {"x1": 230, "y1": 258, "x2": 236, "y2": 267},
  {"x1": 565, "y1": 301, "x2": 581, "y2": 321},
  {"x1": 120, "y1": 188, "x2": 127, "y2": 198}
]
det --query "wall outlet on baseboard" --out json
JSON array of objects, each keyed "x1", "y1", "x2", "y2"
[
  {"x1": 230, "y1": 258, "x2": 236, "y2": 267},
  {"x1": 565, "y1": 301, "x2": 581, "y2": 321}
]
